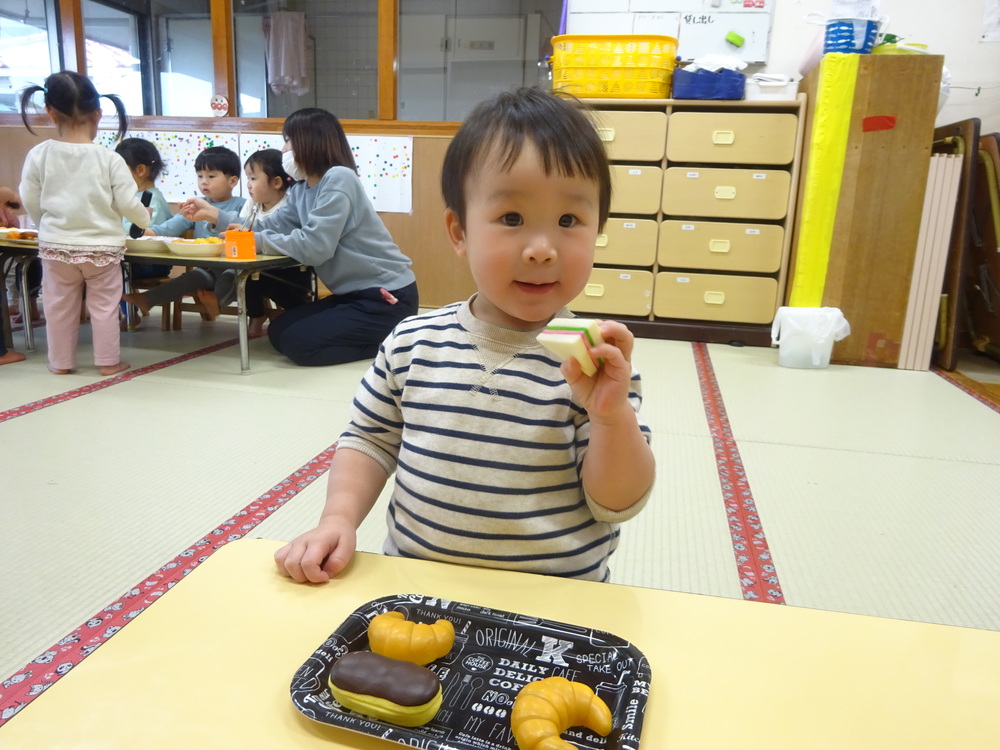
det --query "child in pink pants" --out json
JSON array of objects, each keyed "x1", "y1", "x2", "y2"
[
  {"x1": 42, "y1": 259, "x2": 124, "y2": 372},
  {"x1": 17, "y1": 71, "x2": 151, "y2": 375}
]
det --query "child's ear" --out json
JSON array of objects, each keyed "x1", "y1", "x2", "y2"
[
  {"x1": 444, "y1": 208, "x2": 467, "y2": 258},
  {"x1": 135, "y1": 164, "x2": 149, "y2": 180},
  {"x1": 269, "y1": 176, "x2": 284, "y2": 191},
  {"x1": 228, "y1": 175, "x2": 239, "y2": 189}
]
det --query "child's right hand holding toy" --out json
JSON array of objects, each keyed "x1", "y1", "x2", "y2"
[
  {"x1": 538, "y1": 318, "x2": 634, "y2": 420},
  {"x1": 538, "y1": 318, "x2": 654, "y2": 513}
]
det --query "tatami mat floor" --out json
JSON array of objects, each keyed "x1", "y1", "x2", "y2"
[{"x1": 2, "y1": 312, "x2": 1000, "y2": 704}]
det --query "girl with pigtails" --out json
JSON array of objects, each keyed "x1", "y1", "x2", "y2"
[{"x1": 18, "y1": 70, "x2": 151, "y2": 376}]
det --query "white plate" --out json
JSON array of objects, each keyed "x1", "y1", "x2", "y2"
[
  {"x1": 126, "y1": 236, "x2": 171, "y2": 253},
  {"x1": 167, "y1": 239, "x2": 224, "y2": 257}
]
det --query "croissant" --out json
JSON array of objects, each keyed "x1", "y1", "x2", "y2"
[
  {"x1": 367, "y1": 611, "x2": 455, "y2": 665},
  {"x1": 510, "y1": 676, "x2": 613, "y2": 750}
]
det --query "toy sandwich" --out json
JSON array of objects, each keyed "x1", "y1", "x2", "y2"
[{"x1": 536, "y1": 318, "x2": 604, "y2": 376}]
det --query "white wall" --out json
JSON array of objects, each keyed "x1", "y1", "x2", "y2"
[{"x1": 761, "y1": 0, "x2": 1000, "y2": 131}]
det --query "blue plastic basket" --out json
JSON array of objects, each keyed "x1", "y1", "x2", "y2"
[
  {"x1": 823, "y1": 18, "x2": 879, "y2": 53},
  {"x1": 672, "y1": 68, "x2": 746, "y2": 100}
]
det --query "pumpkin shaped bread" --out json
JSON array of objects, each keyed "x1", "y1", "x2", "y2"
[{"x1": 368, "y1": 611, "x2": 455, "y2": 665}]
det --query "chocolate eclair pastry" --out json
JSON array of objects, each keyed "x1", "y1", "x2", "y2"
[{"x1": 328, "y1": 651, "x2": 443, "y2": 727}]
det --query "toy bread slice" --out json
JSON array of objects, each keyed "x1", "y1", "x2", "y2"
[
  {"x1": 544, "y1": 318, "x2": 604, "y2": 348},
  {"x1": 537, "y1": 330, "x2": 598, "y2": 376},
  {"x1": 537, "y1": 318, "x2": 603, "y2": 376}
]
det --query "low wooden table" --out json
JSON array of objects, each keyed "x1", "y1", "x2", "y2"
[
  {"x1": 0, "y1": 241, "x2": 298, "y2": 373},
  {"x1": 124, "y1": 249, "x2": 298, "y2": 374},
  {"x1": 1, "y1": 538, "x2": 998, "y2": 748},
  {"x1": 0, "y1": 241, "x2": 39, "y2": 352}
]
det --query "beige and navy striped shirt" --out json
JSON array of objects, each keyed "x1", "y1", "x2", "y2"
[{"x1": 337, "y1": 298, "x2": 652, "y2": 581}]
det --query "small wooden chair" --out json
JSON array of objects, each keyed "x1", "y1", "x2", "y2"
[
  {"x1": 172, "y1": 294, "x2": 237, "y2": 330},
  {"x1": 130, "y1": 276, "x2": 174, "y2": 331},
  {"x1": 172, "y1": 266, "x2": 315, "y2": 329}
]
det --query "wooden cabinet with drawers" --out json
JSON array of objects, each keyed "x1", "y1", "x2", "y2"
[{"x1": 570, "y1": 96, "x2": 806, "y2": 346}]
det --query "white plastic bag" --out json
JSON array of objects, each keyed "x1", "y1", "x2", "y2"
[{"x1": 771, "y1": 307, "x2": 851, "y2": 369}]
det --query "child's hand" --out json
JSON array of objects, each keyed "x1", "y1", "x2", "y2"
[
  {"x1": 180, "y1": 197, "x2": 218, "y2": 224},
  {"x1": 560, "y1": 320, "x2": 636, "y2": 423},
  {"x1": 273, "y1": 517, "x2": 358, "y2": 583}
]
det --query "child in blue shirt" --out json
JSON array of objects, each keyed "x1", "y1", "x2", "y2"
[
  {"x1": 125, "y1": 146, "x2": 246, "y2": 318},
  {"x1": 147, "y1": 146, "x2": 245, "y2": 239}
]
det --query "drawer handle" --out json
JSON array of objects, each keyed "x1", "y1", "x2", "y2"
[
  {"x1": 714, "y1": 186, "x2": 737, "y2": 200},
  {"x1": 709, "y1": 239, "x2": 731, "y2": 253},
  {"x1": 712, "y1": 130, "x2": 735, "y2": 145},
  {"x1": 596, "y1": 127, "x2": 616, "y2": 143},
  {"x1": 584, "y1": 283, "x2": 605, "y2": 298},
  {"x1": 704, "y1": 291, "x2": 726, "y2": 305},
  {"x1": 595, "y1": 233, "x2": 608, "y2": 248}
]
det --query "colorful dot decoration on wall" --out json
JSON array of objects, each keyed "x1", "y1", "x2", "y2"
[
  {"x1": 102, "y1": 130, "x2": 412, "y2": 213},
  {"x1": 350, "y1": 136, "x2": 413, "y2": 213}
]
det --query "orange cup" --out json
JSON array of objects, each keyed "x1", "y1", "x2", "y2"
[{"x1": 224, "y1": 230, "x2": 256, "y2": 260}]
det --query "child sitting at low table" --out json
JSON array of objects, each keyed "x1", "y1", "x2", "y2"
[{"x1": 274, "y1": 87, "x2": 655, "y2": 584}]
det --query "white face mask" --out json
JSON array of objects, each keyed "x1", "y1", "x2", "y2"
[{"x1": 282, "y1": 150, "x2": 307, "y2": 183}]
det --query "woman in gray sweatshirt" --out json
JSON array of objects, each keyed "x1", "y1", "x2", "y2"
[{"x1": 212, "y1": 108, "x2": 419, "y2": 366}]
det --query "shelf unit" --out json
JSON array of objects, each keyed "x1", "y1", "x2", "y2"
[{"x1": 568, "y1": 95, "x2": 807, "y2": 346}]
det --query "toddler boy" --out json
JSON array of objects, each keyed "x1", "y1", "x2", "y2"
[
  {"x1": 274, "y1": 88, "x2": 655, "y2": 584},
  {"x1": 148, "y1": 146, "x2": 245, "y2": 238}
]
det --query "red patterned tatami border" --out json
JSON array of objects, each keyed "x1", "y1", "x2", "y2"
[
  {"x1": 0, "y1": 339, "x2": 238, "y2": 424},
  {"x1": 0, "y1": 447, "x2": 336, "y2": 726},
  {"x1": 692, "y1": 342, "x2": 785, "y2": 605},
  {"x1": 934, "y1": 367, "x2": 1000, "y2": 415}
]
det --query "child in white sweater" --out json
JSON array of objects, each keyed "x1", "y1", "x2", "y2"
[{"x1": 18, "y1": 71, "x2": 150, "y2": 375}]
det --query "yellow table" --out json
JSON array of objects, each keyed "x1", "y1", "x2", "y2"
[{"x1": 2, "y1": 538, "x2": 998, "y2": 748}]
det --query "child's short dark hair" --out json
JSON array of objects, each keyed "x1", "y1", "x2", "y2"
[
  {"x1": 194, "y1": 146, "x2": 241, "y2": 177},
  {"x1": 441, "y1": 87, "x2": 611, "y2": 231},
  {"x1": 245, "y1": 148, "x2": 293, "y2": 191},
  {"x1": 116, "y1": 138, "x2": 167, "y2": 182}
]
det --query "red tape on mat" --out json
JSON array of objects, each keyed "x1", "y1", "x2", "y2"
[
  {"x1": 692, "y1": 342, "x2": 784, "y2": 604},
  {"x1": 0, "y1": 447, "x2": 335, "y2": 725}
]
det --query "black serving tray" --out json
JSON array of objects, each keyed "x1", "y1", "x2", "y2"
[{"x1": 290, "y1": 594, "x2": 651, "y2": 749}]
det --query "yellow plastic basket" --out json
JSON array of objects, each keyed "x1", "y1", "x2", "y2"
[
  {"x1": 551, "y1": 34, "x2": 678, "y2": 99},
  {"x1": 553, "y1": 66, "x2": 674, "y2": 99}
]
